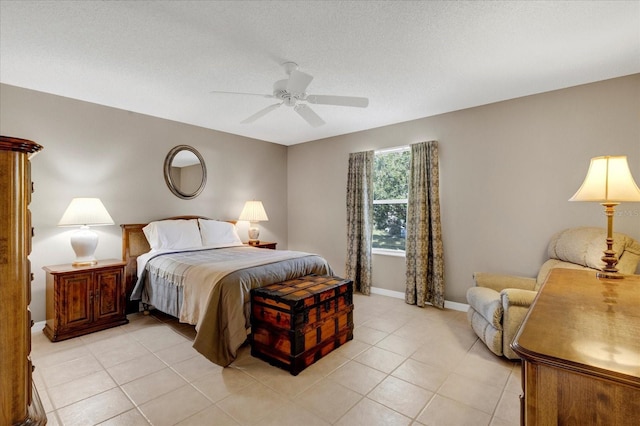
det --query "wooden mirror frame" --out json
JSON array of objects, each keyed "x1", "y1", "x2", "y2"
[{"x1": 163, "y1": 145, "x2": 207, "y2": 200}]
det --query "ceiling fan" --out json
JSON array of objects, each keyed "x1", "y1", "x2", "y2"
[{"x1": 210, "y1": 62, "x2": 369, "y2": 127}]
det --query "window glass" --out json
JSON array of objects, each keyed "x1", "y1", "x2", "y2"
[{"x1": 373, "y1": 147, "x2": 409, "y2": 252}]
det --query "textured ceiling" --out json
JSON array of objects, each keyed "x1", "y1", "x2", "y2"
[{"x1": 1, "y1": 1, "x2": 639, "y2": 146}]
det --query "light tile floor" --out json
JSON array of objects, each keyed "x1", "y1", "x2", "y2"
[{"x1": 32, "y1": 293, "x2": 521, "y2": 425}]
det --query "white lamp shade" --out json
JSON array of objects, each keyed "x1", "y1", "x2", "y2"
[
  {"x1": 569, "y1": 156, "x2": 640, "y2": 203},
  {"x1": 238, "y1": 201, "x2": 269, "y2": 222},
  {"x1": 58, "y1": 198, "x2": 115, "y2": 226}
]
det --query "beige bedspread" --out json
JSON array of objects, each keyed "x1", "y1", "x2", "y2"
[{"x1": 180, "y1": 247, "x2": 312, "y2": 328}]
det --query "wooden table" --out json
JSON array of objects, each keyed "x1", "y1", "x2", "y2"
[{"x1": 511, "y1": 268, "x2": 640, "y2": 425}]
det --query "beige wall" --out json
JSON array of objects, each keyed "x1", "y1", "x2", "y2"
[
  {"x1": 0, "y1": 83, "x2": 288, "y2": 322},
  {"x1": 2, "y1": 75, "x2": 639, "y2": 322},
  {"x1": 287, "y1": 74, "x2": 640, "y2": 304}
]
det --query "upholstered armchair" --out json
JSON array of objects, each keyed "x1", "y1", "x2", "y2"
[{"x1": 466, "y1": 227, "x2": 640, "y2": 359}]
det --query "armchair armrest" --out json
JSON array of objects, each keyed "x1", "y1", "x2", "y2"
[
  {"x1": 473, "y1": 272, "x2": 537, "y2": 292},
  {"x1": 501, "y1": 288, "x2": 538, "y2": 359},
  {"x1": 500, "y1": 288, "x2": 537, "y2": 308}
]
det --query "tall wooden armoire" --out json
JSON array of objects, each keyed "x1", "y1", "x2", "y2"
[{"x1": 0, "y1": 136, "x2": 47, "y2": 425}]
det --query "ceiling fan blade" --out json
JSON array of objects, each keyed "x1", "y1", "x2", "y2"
[
  {"x1": 294, "y1": 104, "x2": 325, "y2": 127},
  {"x1": 241, "y1": 103, "x2": 281, "y2": 124},
  {"x1": 286, "y1": 70, "x2": 314, "y2": 94},
  {"x1": 306, "y1": 94, "x2": 369, "y2": 108},
  {"x1": 210, "y1": 90, "x2": 274, "y2": 99}
]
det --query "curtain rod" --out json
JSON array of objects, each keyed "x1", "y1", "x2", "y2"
[
  {"x1": 349, "y1": 143, "x2": 416, "y2": 155},
  {"x1": 375, "y1": 145, "x2": 410, "y2": 154}
]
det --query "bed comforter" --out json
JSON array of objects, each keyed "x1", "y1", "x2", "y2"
[{"x1": 131, "y1": 246, "x2": 332, "y2": 366}]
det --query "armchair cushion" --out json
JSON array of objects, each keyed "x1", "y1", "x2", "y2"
[
  {"x1": 535, "y1": 259, "x2": 593, "y2": 291},
  {"x1": 547, "y1": 227, "x2": 640, "y2": 272}
]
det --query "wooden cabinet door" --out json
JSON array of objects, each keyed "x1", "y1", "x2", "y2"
[
  {"x1": 94, "y1": 268, "x2": 123, "y2": 323},
  {"x1": 58, "y1": 272, "x2": 92, "y2": 332}
]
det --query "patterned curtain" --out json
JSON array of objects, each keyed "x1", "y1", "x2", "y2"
[
  {"x1": 405, "y1": 141, "x2": 445, "y2": 308},
  {"x1": 345, "y1": 151, "x2": 374, "y2": 295}
]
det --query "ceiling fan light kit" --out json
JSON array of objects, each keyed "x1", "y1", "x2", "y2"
[{"x1": 211, "y1": 62, "x2": 369, "y2": 127}]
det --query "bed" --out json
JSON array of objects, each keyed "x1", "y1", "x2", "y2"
[{"x1": 121, "y1": 216, "x2": 333, "y2": 367}]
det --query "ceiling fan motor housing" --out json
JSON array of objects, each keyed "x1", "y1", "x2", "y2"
[{"x1": 273, "y1": 79, "x2": 301, "y2": 107}]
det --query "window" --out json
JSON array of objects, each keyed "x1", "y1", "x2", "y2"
[{"x1": 373, "y1": 146, "x2": 410, "y2": 254}]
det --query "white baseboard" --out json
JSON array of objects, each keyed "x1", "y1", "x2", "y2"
[
  {"x1": 32, "y1": 320, "x2": 46, "y2": 333},
  {"x1": 370, "y1": 286, "x2": 469, "y2": 312},
  {"x1": 444, "y1": 300, "x2": 469, "y2": 312},
  {"x1": 370, "y1": 286, "x2": 405, "y2": 299}
]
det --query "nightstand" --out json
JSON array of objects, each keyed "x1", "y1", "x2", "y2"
[
  {"x1": 248, "y1": 241, "x2": 277, "y2": 250},
  {"x1": 43, "y1": 259, "x2": 128, "y2": 342}
]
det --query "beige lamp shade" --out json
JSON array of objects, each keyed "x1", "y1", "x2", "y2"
[
  {"x1": 569, "y1": 156, "x2": 640, "y2": 202},
  {"x1": 238, "y1": 201, "x2": 269, "y2": 222},
  {"x1": 58, "y1": 198, "x2": 115, "y2": 226},
  {"x1": 58, "y1": 198, "x2": 114, "y2": 266}
]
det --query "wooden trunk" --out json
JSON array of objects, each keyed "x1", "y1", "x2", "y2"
[{"x1": 250, "y1": 275, "x2": 354, "y2": 375}]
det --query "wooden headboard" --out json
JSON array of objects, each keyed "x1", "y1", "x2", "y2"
[{"x1": 120, "y1": 215, "x2": 216, "y2": 310}]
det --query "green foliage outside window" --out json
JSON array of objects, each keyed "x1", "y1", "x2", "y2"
[{"x1": 373, "y1": 149, "x2": 410, "y2": 251}]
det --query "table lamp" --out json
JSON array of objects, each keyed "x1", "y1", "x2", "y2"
[
  {"x1": 58, "y1": 198, "x2": 114, "y2": 266},
  {"x1": 569, "y1": 156, "x2": 640, "y2": 279},
  {"x1": 238, "y1": 200, "x2": 269, "y2": 245}
]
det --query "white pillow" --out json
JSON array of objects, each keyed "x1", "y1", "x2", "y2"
[
  {"x1": 143, "y1": 219, "x2": 203, "y2": 250},
  {"x1": 198, "y1": 219, "x2": 243, "y2": 247}
]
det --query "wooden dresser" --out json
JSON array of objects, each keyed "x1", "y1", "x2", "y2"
[
  {"x1": 0, "y1": 136, "x2": 47, "y2": 425},
  {"x1": 511, "y1": 268, "x2": 640, "y2": 425}
]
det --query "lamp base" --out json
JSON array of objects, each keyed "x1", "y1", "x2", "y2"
[
  {"x1": 247, "y1": 222, "x2": 260, "y2": 245},
  {"x1": 72, "y1": 259, "x2": 98, "y2": 267},
  {"x1": 595, "y1": 204, "x2": 624, "y2": 280},
  {"x1": 596, "y1": 271, "x2": 624, "y2": 280},
  {"x1": 70, "y1": 226, "x2": 99, "y2": 267}
]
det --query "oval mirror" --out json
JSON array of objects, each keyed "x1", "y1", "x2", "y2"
[{"x1": 164, "y1": 145, "x2": 207, "y2": 199}]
